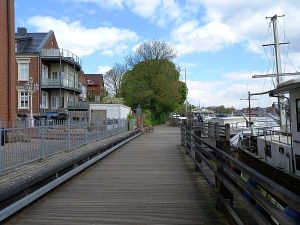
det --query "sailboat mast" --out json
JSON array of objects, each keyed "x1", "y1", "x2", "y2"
[
  {"x1": 270, "y1": 14, "x2": 287, "y2": 132},
  {"x1": 271, "y1": 15, "x2": 283, "y2": 84}
]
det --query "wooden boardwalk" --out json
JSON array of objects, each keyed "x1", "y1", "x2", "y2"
[{"x1": 4, "y1": 125, "x2": 228, "y2": 225}]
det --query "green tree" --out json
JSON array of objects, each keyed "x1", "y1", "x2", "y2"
[
  {"x1": 121, "y1": 59, "x2": 186, "y2": 124},
  {"x1": 126, "y1": 39, "x2": 177, "y2": 68}
]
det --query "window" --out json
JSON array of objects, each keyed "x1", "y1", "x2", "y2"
[
  {"x1": 52, "y1": 71, "x2": 58, "y2": 79},
  {"x1": 297, "y1": 99, "x2": 300, "y2": 132},
  {"x1": 279, "y1": 147, "x2": 284, "y2": 154},
  {"x1": 265, "y1": 144, "x2": 272, "y2": 158},
  {"x1": 51, "y1": 96, "x2": 58, "y2": 109},
  {"x1": 18, "y1": 62, "x2": 29, "y2": 80},
  {"x1": 296, "y1": 154, "x2": 300, "y2": 171},
  {"x1": 41, "y1": 91, "x2": 49, "y2": 109},
  {"x1": 42, "y1": 65, "x2": 48, "y2": 79},
  {"x1": 51, "y1": 96, "x2": 64, "y2": 109},
  {"x1": 18, "y1": 91, "x2": 29, "y2": 109}
]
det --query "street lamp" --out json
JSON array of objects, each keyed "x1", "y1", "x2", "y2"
[{"x1": 24, "y1": 76, "x2": 39, "y2": 127}]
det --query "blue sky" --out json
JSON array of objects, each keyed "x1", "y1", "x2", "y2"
[{"x1": 14, "y1": 0, "x2": 300, "y2": 109}]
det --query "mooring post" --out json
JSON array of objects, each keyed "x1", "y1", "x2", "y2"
[{"x1": 225, "y1": 123, "x2": 230, "y2": 141}]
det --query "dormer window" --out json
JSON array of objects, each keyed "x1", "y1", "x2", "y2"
[{"x1": 87, "y1": 80, "x2": 93, "y2": 84}]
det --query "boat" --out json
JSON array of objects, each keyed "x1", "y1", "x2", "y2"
[{"x1": 236, "y1": 15, "x2": 300, "y2": 198}]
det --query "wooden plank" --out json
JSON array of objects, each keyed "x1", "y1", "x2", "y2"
[{"x1": 3, "y1": 125, "x2": 228, "y2": 225}]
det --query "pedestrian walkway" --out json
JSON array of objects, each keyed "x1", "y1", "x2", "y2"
[{"x1": 4, "y1": 125, "x2": 228, "y2": 225}]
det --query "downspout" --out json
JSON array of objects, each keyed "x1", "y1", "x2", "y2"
[{"x1": 7, "y1": 0, "x2": 12, "y2": 127}]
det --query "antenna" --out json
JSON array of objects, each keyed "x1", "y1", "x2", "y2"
[{"x1": 240, "y1": 91, "x2": 258, "y2": 128}]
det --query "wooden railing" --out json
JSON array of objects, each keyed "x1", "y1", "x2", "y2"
[{"x1": 181, "y1": 125, "x2": 300, "y2": 225}]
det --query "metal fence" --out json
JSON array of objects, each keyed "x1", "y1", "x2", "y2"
[{"x1": 0, "y1": 119, "x2": 128, "y2": 172}]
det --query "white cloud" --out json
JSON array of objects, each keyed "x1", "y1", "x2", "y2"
[
  {"x1": 126, "y1": 0, "x2": 160, "y2": 18},
  {"x1": 60, "y1": 0, "x2": 183, "y2": 27},
  {"x1": 73, "y1": 0, "x2": 124, "y2": 9},
  {"x1": 171, "y1": 0, "x2": 300, "y2": 59},
  {"x1": 186, "y1": 69, "x2": 278, "y2": 109},
  {"x1": 172, "y1": 20, "x2": 237, "y2": 55},
  {"x1": 97, "y1": 65, "x2": 112, "y2": 74},
  {"x1": 27, "y1": 16, "x2": 139, "y2": 57}
]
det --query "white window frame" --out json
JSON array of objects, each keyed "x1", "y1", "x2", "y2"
[
  {"x1": 52, "y1": 71, "x2": 58, "y2": 79},
  {"x1": 17, "y1": 60, "x2": 30, "y2": 81},
  {"x1": 41, "y1": 91, "x2": 49, "y2": 109},
  {"x1": 51, "y1": 96, "x2": 59, "y2": 109},
  {"x1": 18, "y1": 91, "x2": 29, "y2": 109},
  {"x1": 42, "y1": 64, "x2": 48, "y2": 79}
]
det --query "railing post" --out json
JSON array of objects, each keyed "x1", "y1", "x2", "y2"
[
  {"x1": 214, "y1": 123, "x2": 219, "y2": 139},
  {"x1": 40, "y1": 119, "x2": 46, "y2": 159},
  {"x1": 208, "y1": 122, "x2": 213, "y2": 138},
  {"x1": 191, "y1": 128, "x2": 195, "y2": 157},
  {"x1": 85, "y1": 118, "x2": 88, "y2": 144},
  {"x1": 215, "y1": 166, "x2": 233, "y2": 210},
  {"x1": 104, "y1": 119, "x2": 107, "y2": 138},
  {"x1": 112, "y1": 119, "x2": 115, "y2": 135},
  {"x1": 68, "y1": 116, "x2": 71, "y2": 150}
]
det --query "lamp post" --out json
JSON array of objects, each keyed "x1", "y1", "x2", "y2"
[{"x1": 24, "y1": 76, "x2": 39, "y2": 127}]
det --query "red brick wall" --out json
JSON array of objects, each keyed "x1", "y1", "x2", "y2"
[
  {"x1": 16, "y1": 56, "x2": 40, "y2": 116},
  {"x1": 43, "y1": 33, "x2": 59, "y2": 49},
  {"x1": 0, "y1": 0, "x2": 16, "y2": 127}
]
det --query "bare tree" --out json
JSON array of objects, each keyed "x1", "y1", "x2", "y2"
[
  {"x1": 104, "y1": 63, "x2": 127, "y2": 97},
  {"x1": 126, "y1": 39, "x2": 177, "y2": 68}
]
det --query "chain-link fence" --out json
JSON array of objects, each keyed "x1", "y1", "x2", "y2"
[{"x1": 0, "y1": 118, "x2": 128, "y2": 171}]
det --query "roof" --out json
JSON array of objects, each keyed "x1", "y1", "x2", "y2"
[
  {"x1": 84, "y1": 74, "x2": 103, "y2": 86},
  {"x1": 269, "y1": 79, "x2": 300, "y2": 96},
  {"x1": 16, "y1": 31, "x2": 53, "y2": 53}
]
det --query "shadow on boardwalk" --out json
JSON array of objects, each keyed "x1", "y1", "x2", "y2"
[{"x1": 5, "y1": 124, "x2": 228, "y2": 225}]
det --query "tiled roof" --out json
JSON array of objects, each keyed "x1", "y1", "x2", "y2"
[{"x1": 16, "y1": 32, "x2": 51, "y2": 53}]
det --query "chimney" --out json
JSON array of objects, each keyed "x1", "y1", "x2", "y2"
[{"x1": 17, "y1": 27, "x2": 27, "y2": 36}]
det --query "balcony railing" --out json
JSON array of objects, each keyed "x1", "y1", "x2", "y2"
[
  {"x1": 67, "y1": 101, "x2": 90, "y2": 110},
  {"x1": 39, "y1": 48, "x2": 81, "y2": 67},
  {"x1": 40, "y1": 78, "x2": 81, "y2": 92}
]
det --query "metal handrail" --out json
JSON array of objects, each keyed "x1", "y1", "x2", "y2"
[{"x1": 39, "y1": 48, "x2": 81, "y2": 66}]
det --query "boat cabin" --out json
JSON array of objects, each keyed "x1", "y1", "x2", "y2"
[{"x1": 260, "y1": 78, "x2": 300, "y2": 176}]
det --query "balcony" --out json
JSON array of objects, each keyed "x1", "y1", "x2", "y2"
[
  {"x1": 39, "y1": 48, "x2": 81, "y2": 68},
  {"x1": 67, "y1": 101, "x2": 90, "y2": 110},
  {"x1": 40, "y1": 78, "x2": 81, "y2": 93}
]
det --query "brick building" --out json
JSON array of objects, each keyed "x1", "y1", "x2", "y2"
[
  {"x1": 0, "y1": 0, "x2": 16, "y2": 127},
  {"x1": 85, "y1": 74, "x2": 106, "y2": 101},
  {"x1": 15, "y1": 28, "x2": 82, "y2": 121}
]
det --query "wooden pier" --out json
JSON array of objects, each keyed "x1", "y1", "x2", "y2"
[{"x1": 2, "y1": 125, "x2": 228, "y2": 224}]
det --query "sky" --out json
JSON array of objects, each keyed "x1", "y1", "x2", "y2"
[{"x1": 14, "y1": 0, "x2": 300, "y2": 109}]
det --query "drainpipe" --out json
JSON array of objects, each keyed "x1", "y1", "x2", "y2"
[{"x1": 7, "y1": 0, "x2": 12, "y2": 127}]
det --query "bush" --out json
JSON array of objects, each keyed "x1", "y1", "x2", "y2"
[{"x1": 144, "y1": 110, "x2": 152, "y2": 127}]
